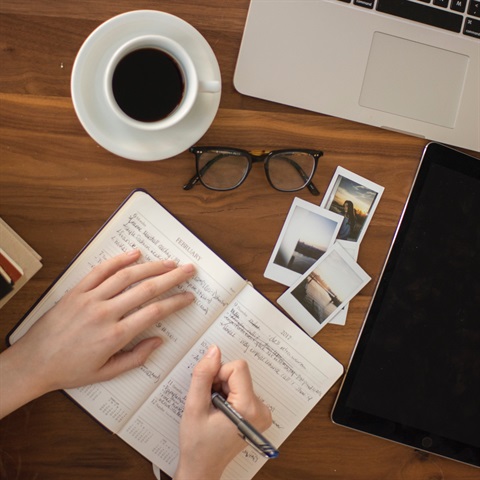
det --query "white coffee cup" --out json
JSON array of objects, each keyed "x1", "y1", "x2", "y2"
[{"x1": 104, "y1": 34, "x2": 221, "y2": 131}]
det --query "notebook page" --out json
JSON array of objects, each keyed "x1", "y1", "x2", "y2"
[
  {"x1": 120, "y1": 283, "x2": 343, "y2": 479},
  {"x1": 9, "y1": 191, "x2": 247, "y2": 432}
]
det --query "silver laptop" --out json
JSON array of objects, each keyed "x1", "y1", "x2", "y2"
[{"x1": 234, "y1": 0, "x2": 480, "y2": 152}]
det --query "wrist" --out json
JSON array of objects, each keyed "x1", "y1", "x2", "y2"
[
  {"x1": 0, "y1": 343, "x2": 51, "y2": 419},
  {"x1": 174, "y1": 459, "x2": 225, "y2": 480}
]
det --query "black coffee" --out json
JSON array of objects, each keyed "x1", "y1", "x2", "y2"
[{"x1": 112, "y1": 48, "x2": 185, "y2": 122}]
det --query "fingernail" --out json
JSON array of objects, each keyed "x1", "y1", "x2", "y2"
[
  {"x1": 163, "y1": 259, "x2": 177, "y2": 268},
  {"x1": 205, "y1": 344, "x2": 218, "y2": 358},
  {"x1": 127, "y1": 249, "x2": 140, "y2": 256},
  {"x1": 153, "y1": 337, "x2": 163, "y2": 348},
  {"x1": 181, "y1": 263, "x2": 195, "y2": 274},
  {"x1": 185, "y1": 291, "x2": 195, "y2": 303}
]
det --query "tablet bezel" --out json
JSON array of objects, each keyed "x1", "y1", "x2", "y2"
[{"x1": 331, "y1": 142, "x2": 480, "y2": 468}]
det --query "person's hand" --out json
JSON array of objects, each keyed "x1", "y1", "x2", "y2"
[
  {"x1": 175, "y1": 345, "x2": 272, "y2": 480},
  {"x1": 0, "y1": 250, "x2": 195, "y2": 418}
]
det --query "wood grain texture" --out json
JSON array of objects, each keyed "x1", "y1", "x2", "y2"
[{"x1": 1, "y1": 2, "x2": 478, "y2": 479}]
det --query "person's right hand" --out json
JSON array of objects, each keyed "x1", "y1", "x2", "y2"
[{"x1": 175, "y1": 345, "x2": 272, "y2": 480}]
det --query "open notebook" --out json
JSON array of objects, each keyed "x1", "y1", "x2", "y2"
[{"x1": 8, "y1": 189, "x2": 343, "y2": 480}]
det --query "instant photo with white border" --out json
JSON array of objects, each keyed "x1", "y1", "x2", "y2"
[
  {"x1": 278, "y1": 243, "x2": 370, "y2": 337},
  {"x1": 320, "y1": 167, "x2": 384, "y2": 245},
  {"x1": 329, "y1": 240, "x2": 359, "y2": 326},
  {"x1": 264, "y1": 198, "x2": 342, "y2": 287}
]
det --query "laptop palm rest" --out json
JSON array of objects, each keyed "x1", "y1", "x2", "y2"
[{"x1": 359, "y1": 32, "x2": 468, "y2": 129}]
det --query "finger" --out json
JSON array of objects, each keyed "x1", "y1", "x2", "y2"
[
  {"x1": 76, "y1": 250, "x2": 142, "y2": 293},
  {"x1": 118, "y1": 290, "x2": 195, "y2": 343},
  {"x1": 215, "y1": 359, "x2": 254, "y2": 398},
  {"x1": 184, "y1": 345, "x2": 222, "y2": 416},
  {"x1": 92, "y1": 258, "x2": 179, "y2": 300},
  {"x1": 94, "y1": 337, "x2": 164, "y2": 382},
  {"x1": 217, "y1": 361, "x2": 272, "y2": 431},
  {"x1": 110, "y1": 263, "x2": 196, "y2": 315}
]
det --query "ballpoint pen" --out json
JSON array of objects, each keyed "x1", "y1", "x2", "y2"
[{"x1": 211, "y1": 392, "x2": 279, "y2": 459}]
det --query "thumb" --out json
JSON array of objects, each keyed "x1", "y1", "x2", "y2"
[{"x1": 185, "y1": 344, "x2": 221, "y2": 415}]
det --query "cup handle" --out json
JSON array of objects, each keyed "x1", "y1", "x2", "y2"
[{"x1": 198, "y1": 80, "x2": 221, "y2": 94}]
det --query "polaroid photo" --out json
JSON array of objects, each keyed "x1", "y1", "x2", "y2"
[
  {"x1": 278, "y1": 243, "x2": 371, "y2": 337},
  {"x1": 329, "y1": 240, "x2": 359, "y2": 326},
  {"x1": 264, "y1": 198, "x2": 342, "y2": 287},
  {"x1": 321, "y1": 167, "x2": 384, "y2": 245}
]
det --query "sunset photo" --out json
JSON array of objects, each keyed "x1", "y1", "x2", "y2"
[{"x1": 321, "y1": 167, "x2": 384, "y2": 244}]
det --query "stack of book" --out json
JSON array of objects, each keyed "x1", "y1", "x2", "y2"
[{"x1": 0, "y1": 218, "x2": 42, "y2": 309}]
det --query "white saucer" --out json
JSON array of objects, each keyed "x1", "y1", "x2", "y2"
[{"x1": 71, "y1": 10, "x2": 221, "y2": 161}]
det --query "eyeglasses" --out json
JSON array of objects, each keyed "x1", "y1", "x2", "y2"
[{"x1": 183, "y1": 147, "x2": 322, "y2": 196}]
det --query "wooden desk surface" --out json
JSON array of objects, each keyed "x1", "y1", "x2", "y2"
[{"x1": 0, "y1": 2, "x2": 478, "y2": 479}]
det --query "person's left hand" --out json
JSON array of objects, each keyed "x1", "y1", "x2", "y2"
[{"x1": 0, "y1": 250, "x2": 195, "y2": 418}]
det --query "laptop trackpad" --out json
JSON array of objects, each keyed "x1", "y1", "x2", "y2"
[{"x1": 359, "y1": 32, "x2": 468, "y2": 128}]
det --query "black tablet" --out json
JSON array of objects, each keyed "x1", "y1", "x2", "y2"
[{"x1": 332, "y1": 143, "x2": 480, "y2": 468}]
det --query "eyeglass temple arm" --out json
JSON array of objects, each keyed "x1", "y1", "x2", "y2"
[
  {"x1": 307, "y1": 182, "x2": 320, "y2": 196},
  {"x1": 275, "y1": 155, "x2": 320, "y2": 196},
  {"x1": 183, "y1": 174, "x2": 200, "y2": 190},
  {"x1": 183, "y1": 154, "x2": 226, "y2": 190}
]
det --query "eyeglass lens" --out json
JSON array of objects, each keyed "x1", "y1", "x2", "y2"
[
  {"x1": 267, "y1": 152, "x2": 315, "y2": 191},
  {"x1": 198, "y1": 151, "x2": 250, "y2": 190},
  {"x1": 197, "y1": 150, "x2": 315, "y2": 191}
]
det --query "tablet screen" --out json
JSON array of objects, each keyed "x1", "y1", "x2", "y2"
[{"x1": 332, "y1": 143, "x2": 480, "y2": 468}]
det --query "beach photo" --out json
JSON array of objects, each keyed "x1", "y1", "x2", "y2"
[
  {"x1": 278, "y1": 243, "x2": 371, "y2": 336},
  {"x1": 264, "y1": 198, "x2": 342, "y2": 286}
]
